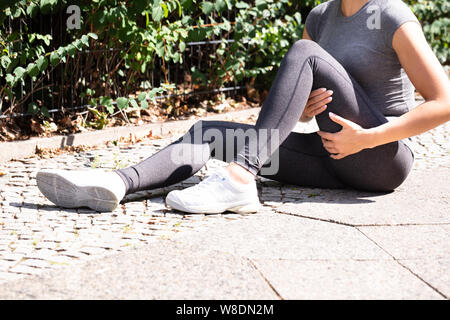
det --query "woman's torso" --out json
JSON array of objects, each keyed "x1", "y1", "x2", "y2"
[{"x1": 305, "y1": 0, "x2": 420, "y2": 116}]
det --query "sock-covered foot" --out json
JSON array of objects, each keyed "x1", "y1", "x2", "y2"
[
  {"x1": 165, "y1": 167, "x2": 261, "y2": 214},
  {"x1": 36, "y1": 169, "x2": 126, "y2": 212}
]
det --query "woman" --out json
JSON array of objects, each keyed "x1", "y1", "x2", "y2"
[{"x1": 37, "y1": 0, "x2": 450, "y2": 213}]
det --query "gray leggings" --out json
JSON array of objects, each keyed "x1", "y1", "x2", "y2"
[{"x1": 116, "y1": 40, "x2": 414, "y2": 194}]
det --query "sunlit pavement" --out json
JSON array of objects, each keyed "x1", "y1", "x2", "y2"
[{"x1": 0, "y1": 108, "x2": 448, "y2": 299}]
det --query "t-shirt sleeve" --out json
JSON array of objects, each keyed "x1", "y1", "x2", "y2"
[
  {"x1": 304, "y1": 5, "x2": 323, "y2": 41},
  {"x1": 382, "y1": 0, "x2": 421, "y2": 48}
]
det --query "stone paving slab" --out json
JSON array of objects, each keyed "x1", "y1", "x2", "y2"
[
  {"x1": 358, "y1": 225, "x2": 450, "y2": 260},
  {"x1": 251, "y1": 258, "x2": 442, "y2": 299},
  {"x1": 270, "y1": 168, "x2": 450, "y2": 226},
  {"x1": 172, "y1": 212, "x2": 390, "y2": 261},
  {"x1": 398, "y1": 259, "x2": 450, "y2": 298},
  {"x1": 0, "y1": 239, "x2": 278, "y2": 300}
]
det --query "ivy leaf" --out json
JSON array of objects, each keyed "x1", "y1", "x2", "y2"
[
  {"x1": 50, "y1": 52, "x2": 60, "y2": 66},
  {"x1": 129, "y1": 99, "x2": 139, "y2": 108},
  {"x1": 235, "y1": 1, "x2": 249, "y2": 9},
  {"x1": 140, "y1": 99, "x2": 148, "y2": 110},
  {"x1": 201, "y1": 1, "x2": 215, "y2": 15},
  {"x1": 99, "y1": 96, "x2": 114, "y2": 114},
  {"x1": 74, "y1": 39, "x2": 84, "y2": 51},
  {"x1": 255, "y1": 0, "x2": 267, "y2": 10},
  {"x1": 152, "y1": 3, "x2": 164, "y2": 22},
  {"x1": 81, "y1": 35, "x2": 90, "y2": 46},
  {"x1": 116, "y1": 97, "x2": 129, "y2": 110},
  {"x1": 26, "y1": 3, "x2": 39, "y2": 17},
  {"x1": 28, "y1": 102, "x2": 39, "y2": 114},
  {"x1": 41, "y1": 106, "x2": 50, "y2": 118},
  {"x1": 215, "y1": 0, "x2": 226, "y2": 13},
  {"x1": 13, "y1": 66, "x2": 26, "y2": 79},
  {"x1": 1, "y1": 56, "x2": 11, "y2": 69},
  {"x1": 57, "y1": 47, "x2": 66, "y2": 57},
  {"x1": 87, "y1": 33, "x2": 98, "y2": 40},
  {"x1": 179, "y1": 41, "x2": 186, "y2": 52},
  {"x1": 6, "y1": 74, "x2": 14, "y2": 85},
  {"x1": 26, "y1": 62, "x2": 39, "y2": 78},
  {"x1": 36, "y1": 56, "x2": 48, "y2": 72},
  {"x1": 67, "y1": 44, "x2": 77, "y2": 56},
  {"x1": 137, "y1": 92, "x2": 147, "y2": 101},
  {"x1": 99, "y1": 96, "x2": 113, "y2": 106}
]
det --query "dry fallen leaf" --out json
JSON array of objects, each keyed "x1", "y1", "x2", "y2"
[
  {"x1": 30, "y1": 118, "x2": 44, "y2": 134},
  {"x1": 58, "y1": 116, "x2": 73, "y2": 128}
]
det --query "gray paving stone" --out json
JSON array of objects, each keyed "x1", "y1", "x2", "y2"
[
  {"x1": 9, "y1": 265, "x2": 42, "y2": 275},
  {"x1": 358, "y1": 225, "x2": 450, "y2": 259},
  {"x1": 251, "y1": 259, "x2": 442, "y2": 299},
  {"x1": 173, "y1": 213, "x2": 390, "y2": 261},
  {"x1": 1, "y1": 253, "x2": 24, "y2": 262},
  {"x1": 274, "y1": 168, "x2": 450, "y2": 226},
  {"x1": 0, "y1": 272, "x2": 24, "y2": 283},
  {"x1": 21, "y1": 259, "x2": 52, "y2": 269},
  {"x1": 0, "y1": 259, "x2": 16, "y2": 270},
  {"x1": 398, "y1": 259, "x2": 450, "y2": 298},
  {"x1": 0, "y1": 240, "x2": 277, "y2": 299}
]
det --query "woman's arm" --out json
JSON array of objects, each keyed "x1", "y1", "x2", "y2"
[
  {"x1": 365, "y1": 21, "x2": 450, "y2": 148},
  {"x1": 318, "y1": 21, "x2": 450, "y2": 159},
  {"x1": 303, "y1": 27, "x2": 312, "y2": 40}
]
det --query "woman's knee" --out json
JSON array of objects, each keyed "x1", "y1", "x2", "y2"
[{"x1": 288, "y1": 39, "x2": 321, "y2": 56}]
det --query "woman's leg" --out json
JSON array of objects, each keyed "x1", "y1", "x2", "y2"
[
  {"x1": 231, "y1": 39, "x2": 414, "y2": 191},
  {"x1": 115, "y1": 119, "x2": 344, "y2": 195}
]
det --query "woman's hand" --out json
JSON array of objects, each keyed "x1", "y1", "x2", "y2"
[
  {"x1": 300, "y1": 88, "x2": 333, "y2": 122},
  {"x1": 317, "y1": 112, "x2": 373, "y2": 159}
]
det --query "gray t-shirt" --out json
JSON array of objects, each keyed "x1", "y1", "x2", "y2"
[{"x1": 305, "y1": 0, "x2": 421, "y2": 117}]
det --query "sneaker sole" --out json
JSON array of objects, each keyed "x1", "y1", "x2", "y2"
[
  {"x1": 36, "y1": 171, "x2": 119, "y2": 212},
  {"x1": 165, "y1": 196, "x2": 261, "y2": 214}
]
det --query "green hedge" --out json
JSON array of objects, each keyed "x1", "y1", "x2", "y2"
[
  {"x1": 0, "y1": 0, "x2": 447, "y2": 119},
  {"x1": 409, "y1": 0, "x2": 449, "y2": 65}
]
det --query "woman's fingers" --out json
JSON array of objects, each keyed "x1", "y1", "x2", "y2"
[
  {"x1": 309, "y1": 88, "x2": 327, "y2": 99},
  {"x1": 304, "y1": 105, "x2": 327, "y2": 118},
  {"x1": 307, "y1": 89, "x2": 333, "y2": 105},
  {"x1": 309, "y1": 101, "x2": 329, "y2": 114},
  {"x1": 310, "y1": 88, "x2": 328, "y2": 98},
  {"x1": 321, "y1": 138, "x2": 338, "y2": 153},
  {"x1": 301, "y1": 88, "x2": 333, "y2": 121},
  {"x1": 309, "y1": 96, "x2": 332, "y2": 109},
  {"x1": 330, "y1": 153, "x2": 348, "y2": 160}
]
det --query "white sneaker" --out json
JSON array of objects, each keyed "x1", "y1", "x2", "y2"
[
  {"x1": 165, "y1": 167, "x2": 261, "y2": 214},
  {"x1": 36, "y1": 169, "x2": 126, "y2": 212}
]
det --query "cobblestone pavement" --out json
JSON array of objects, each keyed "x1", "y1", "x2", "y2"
[{"x1": 0, "y1": 110, "x2": 448, "y2": 298}]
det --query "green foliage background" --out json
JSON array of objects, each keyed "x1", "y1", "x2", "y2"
[{"x1": 0, "y1": 0, "x2": 448, "y2": 119}]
